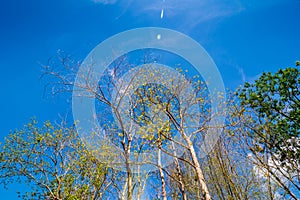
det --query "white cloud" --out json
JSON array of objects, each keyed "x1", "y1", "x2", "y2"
[
  {"x1": 90, "y1": 0, "x2": 246, "y2": 29},
  {"x1": 248, "y1": 151, "x2": 300, "y2": 199},
  {"x1": 134, "y1": 0, "x2": 244, "y2": 29},
  {"x1": 92, "y1": 0, "x2": 117, "y2": 5},
  {"x1": 236, "y1": 66, "x2": 246, "y2": 82}
]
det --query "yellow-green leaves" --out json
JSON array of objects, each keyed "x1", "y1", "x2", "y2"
[{"x1": 0, "y1": 119, "x2": 111, "y2": 200}]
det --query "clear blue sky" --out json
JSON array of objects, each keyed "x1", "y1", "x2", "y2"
[{"x1": 0, "y1": 0, "x2": 299, "y2": 198}]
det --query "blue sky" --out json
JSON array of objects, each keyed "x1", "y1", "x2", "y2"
[{"x1": 0, "y1": 0, "x2": 300, "y2": 198}]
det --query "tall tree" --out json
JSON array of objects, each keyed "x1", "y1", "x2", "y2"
[
  {"x1": 128, "y1": 66, "x2": 222, "y2": 200},
  {"x1": 43, "y1": 52, "x2": 217, "y2": 200},
  {"x1": 236, "y1": 63, "x2": 300, "y2": 199}
]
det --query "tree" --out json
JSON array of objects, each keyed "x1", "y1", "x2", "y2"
[
  {"x1": 166, "y1": 93, "x2": 271, "y2": 200},
  {"x1": 236, "y1": 64, "x2": 300, "y2": 199},
  {"x1": 202, "y1": 132, "x2": 266, "y2": 200},
  {"x1": 5, "y1": 50, "x2": 294, "y2": 200},
  {"x1": 0, "y1": 119, "x2": 116, "y2": 200},
  {"x1": 42, "y1": 51, "x2": 219, "y2": 200}
]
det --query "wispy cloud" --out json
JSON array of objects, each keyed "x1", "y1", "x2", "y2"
[
  {"x1": 236, "y1": 66, "x2": 246, "y2": 82},
  {"x1": 90, "y1": 0, "x2": 246, "y2": 29},
  {"x1": 91, "y1": 0, "x2": 285, "y2": 27},
  {"x1": 234, "y1": 64, "x2": 262, "y2": 84},
  {"x1": 92, "y1": 0, "x2": 117, "y2": 5},
  {"x1": 134, "y1": 0, "x2": 244, "y2": 29}
]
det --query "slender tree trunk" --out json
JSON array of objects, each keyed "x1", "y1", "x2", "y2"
[
  {"x1": 137, "y1": 166, "x2": 141, "y2": 200},
  {"x1": 158, "y1": 148, "x2": 167, "y2": 200},
  {"x1": 171, "y1": 141, "x2": 187, "y2": 200},
  {"x1": 136, "y1": 165, "x2": 147, "y2": 200},
  {"x1": 126, "y1": 162, "x2": 133, "y2": 200},
  {"x1": 124, "y1": 140, "x2": 133, "y2": 200},
  {"x1": 187, "y1": 140, "x2": 212, "y2": 200}
]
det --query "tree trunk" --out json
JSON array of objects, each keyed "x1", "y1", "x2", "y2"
[
  {"x1": 187, "y1": 140, "x2": 212, "y2": 200},
  {"x1": 171, "y1": 141, "x2": 187, "y2": 200},
  {"x1": 124, "y1": 140, "x2": 133, "y2": 200},
  {"x1": 158, "y1": 148, "x2": 167, "y2": 200}
]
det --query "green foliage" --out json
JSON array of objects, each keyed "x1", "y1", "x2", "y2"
[
  {"x1": 237, "y1": 66, "x2": 300, "y2": 164},
  {"x1": 0, "y1": 119, "x2": 111, "y2": 200},
  {"x1": 235, "y1": 63, "x2": 300, "y2": 200}
]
